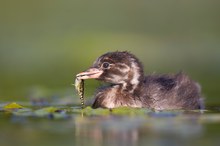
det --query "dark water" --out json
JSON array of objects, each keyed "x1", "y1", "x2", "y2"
[{"x1": 1, "y1": 103, "x2": 220, "y2": 146}]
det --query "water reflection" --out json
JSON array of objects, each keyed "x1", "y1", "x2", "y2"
[
  {"x1": 73, "y1": 113, "x2": 203, "y2": 146},
  {"x1": 2, "y1": 107, "x2": 220, "y2": 146}
]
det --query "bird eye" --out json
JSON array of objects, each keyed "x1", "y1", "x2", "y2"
[{"x1": 102, "y1": 62, "x2": 110, "y2": 69}]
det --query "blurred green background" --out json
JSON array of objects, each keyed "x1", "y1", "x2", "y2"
[{"x1": 0, "y1": 0, "x2": 219, "y2": 104}]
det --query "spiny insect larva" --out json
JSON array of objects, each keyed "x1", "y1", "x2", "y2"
[{"x1": 74, "y1": 78, "x2": 85, "y2": 108}]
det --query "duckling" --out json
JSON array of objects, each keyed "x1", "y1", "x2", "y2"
[{"x1": 76, "y1": 51, "x2": 203, "y2": 110}]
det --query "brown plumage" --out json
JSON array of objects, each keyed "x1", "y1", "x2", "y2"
[{"x1": 76, "y1": 51, "x2": 204, "y2": 110}]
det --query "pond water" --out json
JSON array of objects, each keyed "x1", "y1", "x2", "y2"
[{"x1": 1, "y1": 102, "x2": 220, "y2": 146}]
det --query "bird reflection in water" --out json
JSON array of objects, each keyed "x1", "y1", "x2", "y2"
[{"x1": 73, "y1": 112, "x2": 203, "y2": 146}]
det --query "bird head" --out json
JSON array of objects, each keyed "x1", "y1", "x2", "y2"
[{"x1": 76, "y1": 51, "x2": 144, "y2": 91}]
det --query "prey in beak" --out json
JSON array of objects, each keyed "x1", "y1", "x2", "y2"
[
  {"x1": 75, "y1": 68, "x2": 103, "y2": 108},
  {"x1": 76, "y1": 68, "x2": 103, "y2": 80}
]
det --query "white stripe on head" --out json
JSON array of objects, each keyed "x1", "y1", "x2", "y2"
[
  {"x1": 130, "y1": 60, "x2": 140, "y2": 92},
  {"x1": 116, "y1": 63, "x2": 130, "y2": 74}
]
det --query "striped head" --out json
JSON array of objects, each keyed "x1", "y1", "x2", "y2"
[{"x1": 76, "y1": 51, "x2": 144, "y2": 92}]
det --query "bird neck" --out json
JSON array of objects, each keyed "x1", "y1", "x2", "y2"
[{"x1": 121, "y1": 61, "x2": 144, "y2": 94}]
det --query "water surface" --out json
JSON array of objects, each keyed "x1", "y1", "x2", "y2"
[{"x1": 0, "y1": 103, "x2": 220, "y2": 146}]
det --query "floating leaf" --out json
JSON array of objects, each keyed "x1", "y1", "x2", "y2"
[
  {"x1": 34, "y1": 107, "x2": 59, "y2": 116},
  {"x1": 71, "y1": 106, "x2": 151, "y2": 116},
  {"x1": 3, "y1": 102, "x2": 24, "y2": 109},
  {"x1": 72, "y1": 106, "x2": 110, "y2": 116},
  {"x1": 12, "y1": 108, "x2": 33, "y2": 117},
  {"x1": 34, "y1": 107, "x2": 68, "y2": 119},
  {"x1": 111, "y1": 107, "x2": 150, "y2": 115},
  {"x1": 84, "y1": 106, "x2": 110, "y2": 116}
]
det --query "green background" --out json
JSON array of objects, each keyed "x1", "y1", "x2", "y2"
[{"x1": 0, "y1": 0, "x2": 220, "y2": 104}]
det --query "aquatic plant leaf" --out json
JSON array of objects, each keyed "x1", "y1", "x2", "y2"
[
  {"x1": 84, "y1": 106, "x2": 110, "y2": 116},
  {"x1": 72, "y1": 106, "x2": 111, "y2": 116},
  {"x1": 12, "y1": 108, "x2": 33, "y2": 117},
  {"x1": 34, "y1": 107, "x2": 68, "y2": 119},
  {"x1": 34, "y1": 107, "x2": 59, "y2": 116},
  {"x1": 3, "y1": 102, "x2": 24, "y2": 109},
  {"x1": 72, "y1": 106, "x2": 151, "y2": 116},
  {"x1": 111, "y1": 107, "x2": 150, "y2": 115}
]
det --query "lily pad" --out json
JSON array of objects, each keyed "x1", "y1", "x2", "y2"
[
  {"x1": 34, "y1": 107, "x2": 68, "y2": 119},
  {"x1": 3, "y1": 102, "x2": 24, "y2": 109},
  {"x1": 111, "y1": 107, "x2": 150, "y2": 115},
  {"x1": 71, "y1": 106, "x2": 151, "y2": 116},
  {"x1": 12, "y1": 108, "x2": 33, "y2": 117}
]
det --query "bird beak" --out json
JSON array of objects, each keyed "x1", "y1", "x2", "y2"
[{"x1": 76, "y1": 68, "x2": 103, "y2": 80}]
